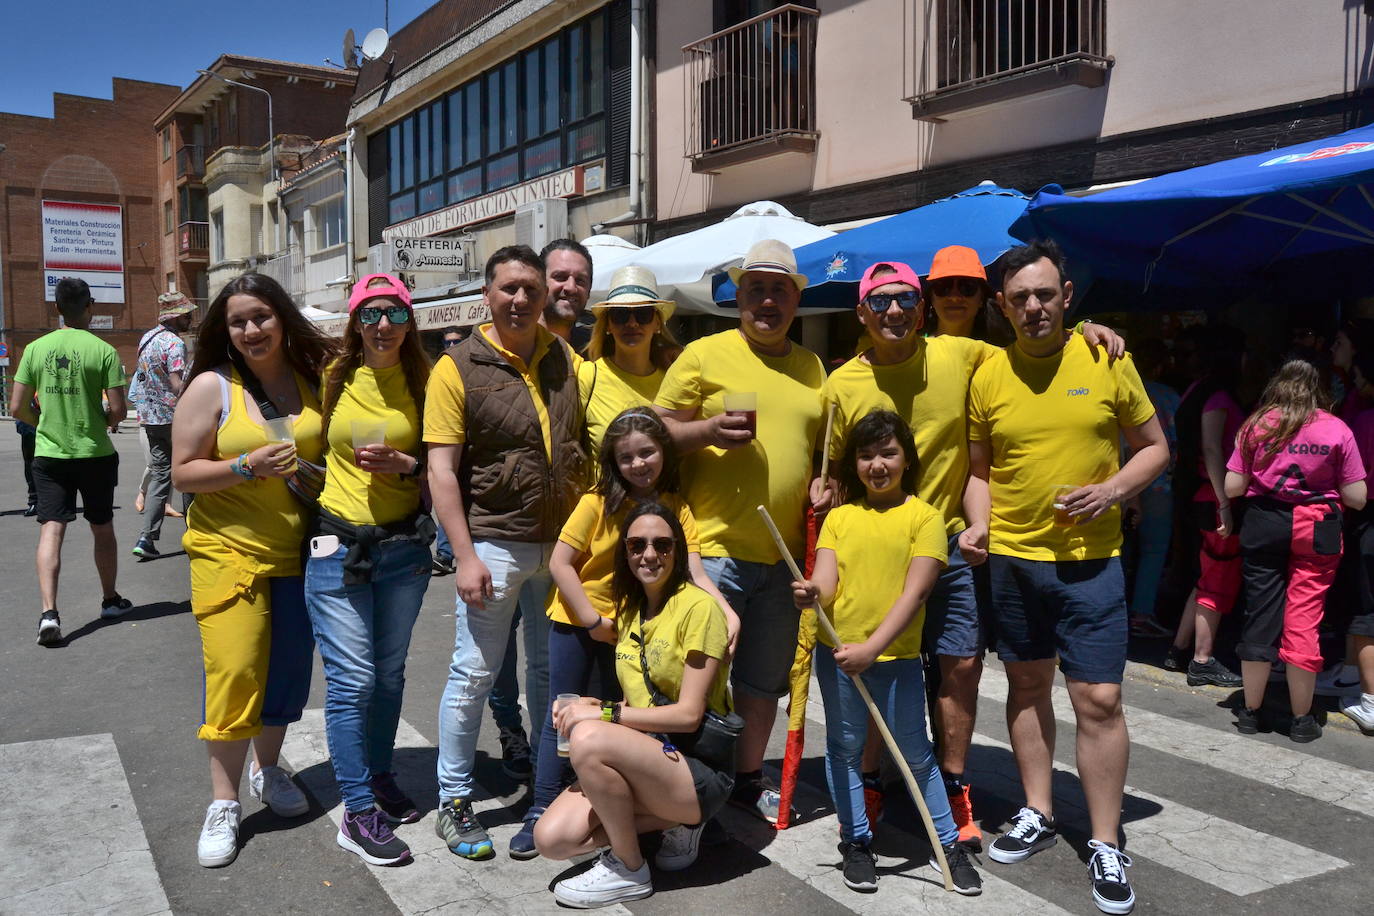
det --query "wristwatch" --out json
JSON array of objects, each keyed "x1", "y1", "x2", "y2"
[
  {"x1": 600, "y1": 700, "x2": 621, "y2": 724},
  {"x1": 405, "y1": 456, "x2": 426, "y2": 478}
]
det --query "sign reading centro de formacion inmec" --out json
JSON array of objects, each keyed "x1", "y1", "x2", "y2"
[{"x1": 42, "y1": 200, "x2": 125, "y2": 304}]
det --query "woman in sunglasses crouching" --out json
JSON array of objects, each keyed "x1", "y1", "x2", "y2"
[
  {"x1": 304, "y1": 274, "x2": 434, "y2": 866},
  {"x1": 535, "y1": 501, "x2": 736, "y2": 908}
]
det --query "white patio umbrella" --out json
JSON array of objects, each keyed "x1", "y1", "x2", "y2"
[{"x1": 588, "y1": 201, "x2": 835, "y2": 314}]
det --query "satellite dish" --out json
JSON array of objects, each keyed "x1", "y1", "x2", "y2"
[
  {"x1": 342, "y1": 29, "x2": 357, "y2": 68},
  {"x1": 361, "y1": 28, "x2": 389, "y2": 62}
]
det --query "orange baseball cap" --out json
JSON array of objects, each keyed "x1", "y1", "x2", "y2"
[{"x1": 927, "y1": 245, "x2": 987, "y2": 281}]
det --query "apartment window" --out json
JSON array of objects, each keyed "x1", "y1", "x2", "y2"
[
  {"x1": 228, "y1": 93, "x2": 238, "y2": 134},
  {"x1": 164, "y1": 201, "x2": 174, "y2": 234},
  {"x1": 161, "y1": 128, "x2": 171, "y2": 161},
  {"x1": 250, "y1": 205, "x2": 264, "y2": 256},
  {"x1": 166, "y1": 272, "x2": 175, "y2": 291},
  {"x1": 208, "y1": 105, "x2": 220, "y2": 147},
  {"x1": 386, "y1": 1, "x2": 622, "y2": 224},
  {"x1": 313, "y1": 196, "x2": 346, "y2": 252},
  {"x1": 210, "y1": 209, "x2": 225, "y2": 263}
]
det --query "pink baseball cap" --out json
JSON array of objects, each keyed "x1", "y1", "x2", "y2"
[
  {"x1": 858, "y1": 261, "x2": 923, "y2": 302},
  {"x1": 348, "y1": 273, "x2": 412, "y2": 313}
]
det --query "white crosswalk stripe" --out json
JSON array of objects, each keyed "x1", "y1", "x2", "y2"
[{"x1": 0, "y1": 735, "x2": 171, "y2": 915}]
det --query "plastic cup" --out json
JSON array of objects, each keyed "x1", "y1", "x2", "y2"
[
  {"x1": 262, "y1": 417, "x2": 294, "y2": 443},
  {"x1": 1052, "y1": 484, "x2": 1079, "y2": 527},
  {"x1": 723, "y1": 391, "x2": 758, "y2": 439},
  {"x1": 351, "y1": 419, "x2": 389, "y2": 468},
  {"x1": 555, "y1": 693, "x2": 580, "y2": 756}
]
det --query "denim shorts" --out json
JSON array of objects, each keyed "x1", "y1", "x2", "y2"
[
  {"x1": 686, "y1": 755, "x2": 735, "y2": 824},
  {"x1": 988, "y1": 554, "x2": 1127, "y2": 684},
  {"x1": 922, "y1": 532, "x2": 987, "y2": 658},
  {"x1": 700, "y1": 556, "x2": 799, "y2": 698}
]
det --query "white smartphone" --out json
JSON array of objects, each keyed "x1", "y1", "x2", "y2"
[{"x1": 310, "y1": 535, "x2": 340, "y2": 558}]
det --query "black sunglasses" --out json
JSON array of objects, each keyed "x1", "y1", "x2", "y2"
[
  {"x1": 625, "y1": 536, "x2": 675, "y2": 555},
  {"x1": 358, "y1": 305, "x2": 412, "y2": 326},
  {"x1": 609, "y1": 305, "x2": 658, "y2": 326},
  {"x1": 865, "y1": 290, "x2": 921, "y2": 313},
  {"x1": 929, "y1": 278, "x2": 982, "y2": 298}
]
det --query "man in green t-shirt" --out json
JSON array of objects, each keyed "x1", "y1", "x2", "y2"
[{"x1": 10, "y1": 277, "x2": 133, "y2": 647}]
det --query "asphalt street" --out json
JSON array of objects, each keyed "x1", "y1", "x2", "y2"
[{"x1": 2, "y1": 429, "x2": 1373, "y2": 915}]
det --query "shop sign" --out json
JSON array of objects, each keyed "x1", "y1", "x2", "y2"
[
  {"x1": 390, "y1": 236, "x2": 468, "y2": 274},
  {"x1": 42, "y1": 200, "x2": 125, "y2": 304},
  {"x1": 414, "y1": 298, "x2": 490, "y2": 330},
  {"x1": 385, "y1": 165, "x2": 585, "y2": 240}
]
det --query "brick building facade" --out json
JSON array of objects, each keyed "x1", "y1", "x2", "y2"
[{"x1": 0, "y1": 78, "x2": 181, "y2": 377}]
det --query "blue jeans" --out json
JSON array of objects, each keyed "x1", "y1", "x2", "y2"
[
  {"x1": 813, "y1": 650, "x2": 957, "y2": 847},
  {"x1": 437, "y1": 538, "x2": 552, "y2": 801},
  {"x1": 305, "y1": 540, "x2": 431, "y2": 813},
  {"x1": 261, "y1": 576, "x2": 315, "y2": 727},
  {"x1": 701, "y1": 556, "x2": 799, "y2": 698},
  {"x1": 1129, "y1": 489, "x2": 1173, "y2": 619},
  {"x1": 435, "y1": 519, "x2": 452, "y2": 560},
  {"x1": 532, "y1": 621, "x2": 620, "y2": 810}
]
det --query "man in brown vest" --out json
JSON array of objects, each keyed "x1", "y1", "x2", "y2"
[{"x1": 426, "y1": 245, "x2": 586, "y2": 861}]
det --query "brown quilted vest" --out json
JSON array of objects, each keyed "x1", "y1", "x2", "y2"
[{"x1": 445, "y1": 330, "x2": 586, "y2": 542}]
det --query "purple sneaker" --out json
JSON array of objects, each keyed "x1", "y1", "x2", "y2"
[
  {"x1": 338, "y1": 808, "x2": 411, "y2": 866},
  {"x1": 370, "y1": 772, "x2": 420, "y2": 824}
]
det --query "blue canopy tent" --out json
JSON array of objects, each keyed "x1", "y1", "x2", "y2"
[
  {"x1": 712, "y1": 181, "x2": 1029, "y2": 308},
  {"x1": 1012, "y1": 124, "x2": 1374, "y2": 304}
]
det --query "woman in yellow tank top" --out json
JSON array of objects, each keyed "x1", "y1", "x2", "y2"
[
  {"x1": 305, "y1": 274, "x2": 433, "y2": 867},
  {"x1": 171, "y1": 273, "x2": 336, "y2": 869}
]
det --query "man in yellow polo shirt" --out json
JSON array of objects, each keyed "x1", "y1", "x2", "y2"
[
  {"x1": 655, "y1": 238, "x2": 825, "y2": 822},
  {"x1": 963, "y1": 241, "x2": 1166, "y2": 916},
  {"x1": 425, "y1": 245, "x2": 585, "y2": 862}
]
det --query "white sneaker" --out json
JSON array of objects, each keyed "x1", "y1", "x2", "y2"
[
  {"x1": 249, "y1": 762, "x2": 309, "y2": 817},
  {"x1": 1315, "y1": 664, "x2": 1362, "y2": 698},
  {"x1": 553, "y1": 850, "x2": 653, "y2": 907},
  {"x1": 654, "y1": 823, "x2": 704, "y2": 871},
  {"x1": 197, "y1": 800, "x2": 241, "y2": 867},
  {"x1": 1340, "y1": 693, "x2": 1374, "y2": 735}
]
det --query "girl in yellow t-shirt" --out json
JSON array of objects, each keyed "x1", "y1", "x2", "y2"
[
  {"x1": 535, "y1": 501, "x2": 733, "y2": 907},
  {"x1": 513, "y1": 408, "x2": 738, "y2": 856},
  {"x1": 305, "y1": 274, "x2": 433, "y2": 867},
  {"x1": 793, "y1": 409, "x2": 982, "y2": 896}
]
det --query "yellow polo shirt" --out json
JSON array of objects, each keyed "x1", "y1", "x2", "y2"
[
  {"x1": 968, "y1": 335, "x2": 1156, "y2": 561},
  {"x1": 823, "y1": 336, "x2": 996, "y2": 535},
  {"x1": 655, "y1": 329, "x2": 825, "y2": 562},
  {"x1": 423, "y1": 323, "x2": 582, "y2": 455}
]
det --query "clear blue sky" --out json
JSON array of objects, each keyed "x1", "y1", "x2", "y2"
[{"x1": 0, "y1": 0, "x2": 431, "y2": 119}]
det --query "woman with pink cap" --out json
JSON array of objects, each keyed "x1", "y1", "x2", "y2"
[{"x1": 304, "y1": 273, "x2": 434, "y2": 866}]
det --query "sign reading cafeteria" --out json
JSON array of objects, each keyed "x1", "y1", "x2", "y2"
[
  {"x1": 42, "y1": 200, "x2": 125, "y2": 304},
  {"x1": 390, "y1": 236, "x2": 467, "y2": 274},
  {"x1": 384, "y1": 165, "x2": 585, "y2": 240}
]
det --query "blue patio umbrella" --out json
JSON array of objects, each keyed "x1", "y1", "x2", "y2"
[
  {"x1": 1012, "y1": 124, "x2": 1374, "y2": 300},
  {"x1": 712, "y1": 181, "x2": 1029, "y2": 308}
]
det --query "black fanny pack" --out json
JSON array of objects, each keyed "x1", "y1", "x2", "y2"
[
  {"x1": 314, "y1": 507, "x2": 436, "y2": 585},
  {"x1": 632, "y1": 627, "x2": 742, "y2": 771}
]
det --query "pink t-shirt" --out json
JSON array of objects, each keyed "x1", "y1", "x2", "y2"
[
  {"x1": 1227, "y1": 409, "x2": 1365, "y2": 503},
  {"x1": 1202, "y1": 389, "x2": 1244, "y2": 472}
]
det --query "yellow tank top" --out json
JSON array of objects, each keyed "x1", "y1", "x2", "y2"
[{"x1": 183, "y1": 368, "x2": 324, "y2": 581}]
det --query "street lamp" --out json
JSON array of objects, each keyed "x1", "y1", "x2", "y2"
[{"x1": 197, "y1": 69, "x2": 275, "y2": 182}]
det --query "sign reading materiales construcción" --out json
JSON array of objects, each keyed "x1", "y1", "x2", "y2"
[{"x1": 42, "y1": 200, "x2": 125, "y2": 304}]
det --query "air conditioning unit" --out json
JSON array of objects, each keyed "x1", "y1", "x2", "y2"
[
  {"x1": 515, "y1": 198, "x2": 569, "y2": 252},
  {"x1": 368, "y1": 243, "x2": 390, "y2": 273}
]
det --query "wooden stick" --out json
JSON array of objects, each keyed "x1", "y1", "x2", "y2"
[
  {"x1": 757, "y1": 504, "x2": 955, "y2": 892},
  {"x1": 818, "y1": 401, "x2": 836, "y2": 486}
]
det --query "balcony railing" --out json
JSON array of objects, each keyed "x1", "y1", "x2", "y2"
[
  {"x1": 256, "y1": 247, "x2": 305, "y2": 297},
  {"x1": 178, "y1": 221, "x2": 209, "y2": 257},
  {"x1": 683, "y1": 4, "x2": 819, "y2": 170},
  {"x1": 910, "y1": 0, "x2": 1111, "y2": 120},
  {"x1": 177, "y1": 144, "x2": 205, "y2": 180}
]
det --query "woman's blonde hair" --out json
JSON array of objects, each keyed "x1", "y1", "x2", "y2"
[
  {"x1": 586, "y1": 308, "x2": 681, "y2": 370},
  {"x1": 1237, "y1": 359, "x2": 1330, "y2": 465}
]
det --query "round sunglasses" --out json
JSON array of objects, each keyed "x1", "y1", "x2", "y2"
[{"x1": 625, "y1": 536, "x2": 676, "y2": 555}]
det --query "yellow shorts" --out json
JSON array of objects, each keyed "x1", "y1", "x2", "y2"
[{"x1": 192, "y1": 556, "x2": 271, "y2": 742}]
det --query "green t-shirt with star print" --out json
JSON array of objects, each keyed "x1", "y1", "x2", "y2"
[{"x1": 15, "y1": 327, "x2": 125, "y2": 459}]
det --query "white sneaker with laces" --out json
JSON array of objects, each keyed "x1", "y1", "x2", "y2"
[
  {"x1": 654, "y1": 823, "x2": 704, "y2": 871},
  {"x1": 249, "y1": 762, "x2": 309, "y2": 817},
  {"x1": 197, "y1": 800, "x2": 241, "y2": 867},
  {"x1": 553, "y1": 850, "x2": 653, "y2": 907},
  {"x1": 1340, "y1": 693, "x2": 1374, "y2": 734}
]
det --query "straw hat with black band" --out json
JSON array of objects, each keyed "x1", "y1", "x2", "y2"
[{"x1": 587, "y1": 265, "x2": 680, "y2": 366}]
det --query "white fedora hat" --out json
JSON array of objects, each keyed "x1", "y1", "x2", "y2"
[
  {"x1": 726, "y1": 238, "x2": 809, "y2": 291},
  {"x1": 590, "y1": 265, "x2": 676, "y2": 320}
]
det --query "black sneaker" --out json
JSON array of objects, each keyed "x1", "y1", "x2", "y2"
[
  {"x1": 1289, "y1": 713, "x2": 1322, "y2": 743},
  {"x1": 131, "y1": 538, "x2": 160, "y2": 561},
  {"x1": 337, "y1": 808, "x2": 411, "y2": 866},
  {"x1": 36, "y1": 610, "x2": 62, "y2": 647},
  {"x1": 370, "y1": 772, "x2": 420, "y2": 824},
  {"x1": 1086, "y1": 839, "x2": 1135, "y2": 914},
  {"x1": 431, "y1": 553, "x2": 454, "y2": 575},
  {"x1": 839, "y1": 840, "x2": 877, "y2": 892},
  {"x1": 498, "y1": 724, "x2": 532, "y2": 782},
  {"x1": 988, "y1": 806, "x2": 1058, "y2": 864},
  {"x1": 435, "y1": 798, "x2": 494, "y2": 859},
  {"x1": 1234, "y1": 706, "x2": 1263, "y2": 735},
  {"x1": 1186, "y1": 657, "x2": 1243, "y2": 688},
  {"x1": 1163, "y1": 645, "x2": 1190, "y2": 672},
  {"x1": 100, "y1": 594, "x2": 134, "y2": 620},
  {"x1": 930, "y1": 842, "x2": 983, "y2": 896},
  {"x1": 24, "y1": 503, "x2": 37, "y2": 517}
]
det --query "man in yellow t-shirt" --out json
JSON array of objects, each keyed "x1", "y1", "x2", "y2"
[
  {"x1": 655, "y1": 238, "x2": 825, "y2": 822},
  {"x1": 425, "y1": 245, "x2": 585, "y2": 862},
  {"x1": 963, "y1": 241, "x2": 1167, "y2": 914}
]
